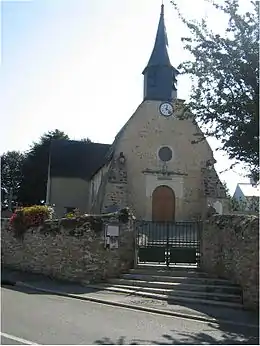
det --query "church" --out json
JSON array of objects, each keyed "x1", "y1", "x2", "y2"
[{"x1": 46, "y1": 4, "x2": 228, "y2": 220}]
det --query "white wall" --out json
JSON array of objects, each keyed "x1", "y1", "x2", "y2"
[{"x1": 49, "y1": 177, "x2": 89, "y2": 217}]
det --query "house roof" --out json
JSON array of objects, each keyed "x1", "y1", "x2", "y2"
[
  {"x1": 237, "y1": 183, "x2": 260, "y2": 197},
  {"x1": 50, "y1": 139, "x2": 111, "y2": 180}
]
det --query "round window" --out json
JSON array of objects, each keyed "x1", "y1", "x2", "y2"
[{"x1": 158, "y1": 146, "x2": 172, "y2": 162}]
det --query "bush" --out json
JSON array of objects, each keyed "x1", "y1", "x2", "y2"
[
  {"x1": 65, "y1": 208, "x2": 81, "y2": 218},
  {"x1": 10, "y1": 205, "x2": 53, "y2": 238}
]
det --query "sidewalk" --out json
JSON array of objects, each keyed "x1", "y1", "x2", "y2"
[{"x1": 2, "y1": 267, "x2": 259, "y2": 328}]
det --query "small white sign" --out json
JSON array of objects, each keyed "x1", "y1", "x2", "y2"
[{"x1": 106, "y1": 225, "x2": 119, "y2": 236}]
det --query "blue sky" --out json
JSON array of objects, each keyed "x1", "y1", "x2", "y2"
[{"x1": 1, "y1": 0, "x2": 250, "y2": 193}]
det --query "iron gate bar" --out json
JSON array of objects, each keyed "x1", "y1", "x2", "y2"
[{"x1": 135, "y1": 220, "x2": 201, "y2": 266}]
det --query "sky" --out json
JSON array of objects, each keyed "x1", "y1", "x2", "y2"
[{"x1": 0, "y1": 0, "x2": 251, "y2": 194}]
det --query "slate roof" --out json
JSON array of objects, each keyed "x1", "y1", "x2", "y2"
[
  {"x1": 50, "y1": 139, "x2": 111, "y2": 180},
  {"x1": 142, "y1": 4, "x2": 179, "y2": 77},
  {"x1": 143, "y1": 4, "x2": 171, "y2": 71}
]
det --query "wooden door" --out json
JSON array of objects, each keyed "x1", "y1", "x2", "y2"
[{"x1": 152, "y1": 185, "x2": 175, "y2": 222}]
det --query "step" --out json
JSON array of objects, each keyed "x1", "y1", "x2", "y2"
[
  {"x1": 135, "y1": 264, "x2": 199, "y2": 270},
  {"x1": 108, "y1": 278, "x2": 242, "y2": 295},
  {"x1": 121, "y1": 273, "x2": 238, "y2": 287},
  {"x1": 129, "y1": 268, "x2": 209, "y2": 278},
  {"x1": 101, "y1": 284, "x2": 241, "y2": 303},
  {"x1": 87, "y1": 284, "x2": 244, "y2": 309}
]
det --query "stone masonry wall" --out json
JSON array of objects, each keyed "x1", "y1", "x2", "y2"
[
  {"x1": 101, "y1": 158, "x2": 128, "y2": 213},
  {"x1": 201, "y1": 215, "x2": 259, "y2": 310},
  {"x1": 1, "y1": 213, "x2": 135, "y2": 284}
]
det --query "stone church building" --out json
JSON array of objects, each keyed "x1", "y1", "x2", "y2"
[{"x1": 46, "y1": 4, "x2": 227, "y2": 220}]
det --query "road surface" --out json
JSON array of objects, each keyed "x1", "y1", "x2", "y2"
[{"x1": 1, "y1": 285, "x2": 258, "y2": 345}]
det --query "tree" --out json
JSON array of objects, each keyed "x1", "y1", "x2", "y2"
[
  {"x1": 1, "y1": 151, "x2": 25, "y2": 205},
  {"x1": 17, "y1": 129, "x2": 69, "y2": 205},
  {"x1": 80, "y1": 137, "x2": 92, "y2": 143},
  {"x1": 171, "y1": 0, "x2": 259, "y2": 181}
]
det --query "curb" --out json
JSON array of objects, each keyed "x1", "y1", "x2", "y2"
[
  {"x1": 9, "y1": 280, "x2": 258, "y2": 329},
  {"x1": 1, "y1": 280, "x2": 16, "y2": 286}
]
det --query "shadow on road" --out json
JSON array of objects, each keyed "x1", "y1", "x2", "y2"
[
  {"x1": 94, "y1": 326, "x2": 259, "y2": 345},
  {"x1": 1, "y1": 267, "x2": 101, "y2": 295}
]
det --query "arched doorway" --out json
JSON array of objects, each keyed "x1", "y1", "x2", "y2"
[{"x1": 152, "y1": 185, "x2": 175, "y2": 221}]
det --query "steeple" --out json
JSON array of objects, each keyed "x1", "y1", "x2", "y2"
[{"x1": 142, "y1": 4, "x2": 179, "y2": 102}]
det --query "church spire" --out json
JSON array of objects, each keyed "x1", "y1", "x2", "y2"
[
  {"x1": 142, "y1": 4, "x2": 179, "y2": 102},
  {"x1": 143, "y1": 4, "x2": 170, "y2": 71}
]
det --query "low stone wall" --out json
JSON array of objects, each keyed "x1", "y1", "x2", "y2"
[
  {"x1": 201, "y1": 214, "x2": 259, "y2": 310},
  {"x1": 1, "y1": 212, "x2": 135, "y2": 284}
]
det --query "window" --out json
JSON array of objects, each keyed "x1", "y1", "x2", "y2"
[{"x1": 158, "y1": 146, "x2": 172, "y2": 162}]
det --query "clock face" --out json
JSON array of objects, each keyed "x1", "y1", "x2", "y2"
[{"x1": 159, "y1": 102, "x2": 174, "y2": 117}]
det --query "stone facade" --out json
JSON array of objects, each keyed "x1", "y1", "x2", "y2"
[
  {"x1": 1, "y1": 213, "x2": 135, "y2": 284},
  {"x1": 95, "y1": 100, "x2": 227, "y2": 221},
  {"x1": 201, "y1": 214, "x2": 259, "y2": 310},
  {"x1": 100, "y1": 157, "x2": 128, "y2": 214}
]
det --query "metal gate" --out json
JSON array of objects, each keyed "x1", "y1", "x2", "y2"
[{"x1": 135, "y1": 220, "x2": 201, "y2": 266}]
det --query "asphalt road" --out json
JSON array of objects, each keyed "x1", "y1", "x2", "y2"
[{"x1": 1, "y1": 286, "x2": 258, "y2": 345}]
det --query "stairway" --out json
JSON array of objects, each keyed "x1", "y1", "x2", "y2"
[{"x1": 88, "y1": 265, "x2": 243, "y2": 308}]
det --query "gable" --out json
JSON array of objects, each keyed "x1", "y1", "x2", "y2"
[
  {"x1": 233, "y1": 185, "x2": 244, "y2": 200},
  {"x1": 112, "y1": 99, "x2": 214, "y2": 170}
]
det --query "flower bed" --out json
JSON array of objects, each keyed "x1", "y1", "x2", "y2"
[{"x1": 10, "y1": 205, "x2": 53, "y2": 238}]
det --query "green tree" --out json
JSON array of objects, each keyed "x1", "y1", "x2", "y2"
[
  {"x1": 17, "y1": 129, "x2": 69, "y2": 205},
  {"x1": 80, "y1": 137, "x2": 92, "y2": 143},
  {"x1": 172, "y1": 0, "x2": 259, "y2": 181},
  {"x1": 1, "y1": 151, "x2": 25, "y2": 204}
]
